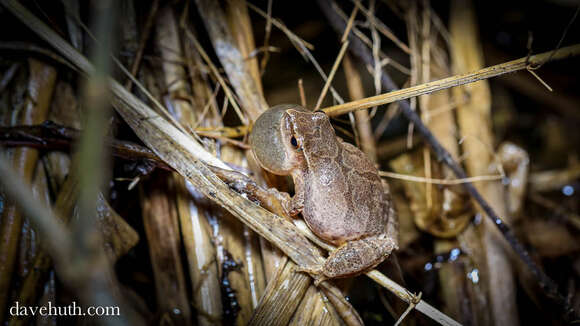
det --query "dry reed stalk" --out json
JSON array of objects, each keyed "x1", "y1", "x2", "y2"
[
  {"x1": 288, "y1": 282, "x2": 319, "y2": 326},
  {"x1": 250, "y1": 259, "x2": 311, "y2": 325},
  {"x1": 23, "y1": 182, "x2": 41, "y2": 271},
  {"x1": 226, "y1": 0, "x2": 264, "y2": 97},
  {"x1": 44, "y1": 81, "x2": 80, "y2": 186},
  {"x1": 140, "y1": 175, "x2": 192, "y2": 325},
  {"x1": 0, "y1": 59, "x2": 56, "y2": 323},
  {"x1": 7, "y1": 176, "x2": 75, "y2": 326},
  {"x1": 242, "y1": 171, "x2": 321, "y2": 325},
  {"x1": 139, "y1": 10, "x2": 193, "y2": 325},
  {"x1": 406, "y1": 0, "x2": 434, "y2": 212},
  {"x1": 155, "y1": 7, "x2": 196, "y2": 126},
  {"x1": 529, "y1": 164, "x2": 580, "y2": 192},
  {"x1": 180, "y1": 18, "x2": 226, "y2": 326},
  {"x1": 412, "y1": 5, "x2": 487, "y2": 321},
  {"x1": 18, "y1": 161, "x2": 48, "y2": 277},
  {"x1": 209, "y1": 0, "x2": 275, "y2": 316},
  {"x1": 389, "y1": 151, "x2": 470, "y2": 238},
  {"x1": 158, "y1": 7, "x2": 226, "y2": 325},
  {"x1": 223, "y1": 0, "x2": 285, "y2": 285},
  {"x1": 175, "y1": 176, "x2": 223, "y2": 325},
  {"x1": 497, "y1": 143, "x2": 529, "y2": 216},
  {"x1": 243, "y1": 131, "x2": 286, "y2": 283},
  {"x1": 9, "y1": 83, "x2": 79, "y2": 326},
  {"x1": 95, "y1": 194, "x2": 140, "y2": 261},
  {"x1": 321, "y1": 43, "x2": 580, "y2": 116},
  {"x1": 195, "y1": 0, "x2": 267, "y2": 120},
  {"x1": 61, "y1": 0, "x2": 83, "y2": 52},
  {"x1": 182, "y1": 39, "x2": 221, "y2": 128},
  {"x1": 450, "y1": 1, "x2": 518, "y2": 325},
  {"x1": 296, "y1": 288, "x2": 339, "y2": 326},
  {"x1": 251, "y1": 258, "x2": 351, "y2": 326},
  {"x1": 125, "y1": 0, "x2": 159, "y2": 90},
  {"x1": 9, "y1": 160, "x2": 48, "y2": 326},
  {"x1": 219, "y1": 146, "x2": 266, "y2": 324},
  {"x1": 343, "y1": 54, "x2": 377, "y2": 162}
]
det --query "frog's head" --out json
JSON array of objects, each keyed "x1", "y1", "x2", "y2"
[
  {"x1": 249, "y1": 104, "x2": 310, "y2": 175},
  {"x1": 250, "y1": 104, "x2": 336, "y2": 175}
]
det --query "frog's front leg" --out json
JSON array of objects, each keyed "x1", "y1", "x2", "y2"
[{"x1": 266, "y1": 175, "x2": 305, "y2": 218}]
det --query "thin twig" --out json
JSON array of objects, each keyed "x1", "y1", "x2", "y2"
[
  {"x1": 528, "y1": 5, "x2": 579, "y2": 70},
  {"x1": 321, "y1": 44, "x2": 580, "y2": 116},
  {"x1": 246, "y1": 2, "x2": 314, "y2": 51},
  {"x1": 379, "y1": 171, "x2": 503, "y2": 185},
  {"x1": 298, "y1": 78, "x2": 307, "y2": 107},
  {"x1": 185, "y1": 30, "x2": 248, "y2": 124},
  {"x1": 259, "y1": 0, "x2": 273, "y2": 74},
  {"x1": 351, "y1": 0, "x2": 411, "y2": 54},
  {"x1": 124, "y1": 0, "x2": 160, "y2": 90},
  {"x1": 314, "y1": 41, "x2": 349, "y2": 110},
  {"x1": 340, "y1": 6, "x2": 359, "y2": 43}
]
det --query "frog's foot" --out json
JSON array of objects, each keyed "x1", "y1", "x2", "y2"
[
  {"x1": 266, "y1": 188, "x2": 303, "y2": 218},
  {"x1": 294, "y1": 265, "x2": 328, "y2": 286},
  {"x1": 322, "y1": 232, "x2": 398, "y2": 279}
]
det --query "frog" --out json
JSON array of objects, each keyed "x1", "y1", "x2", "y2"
[{"x1": 249, "y1": 104, "x2": 398, "y2": 284}]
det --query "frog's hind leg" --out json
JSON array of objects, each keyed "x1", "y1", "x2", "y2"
[{"x1": 322, "y1": 231, "x2": 398, "y2": 280}]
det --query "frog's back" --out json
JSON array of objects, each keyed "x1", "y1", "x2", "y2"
[{"x1": 302, "y1": 142, "x2": 388, "y2": 245}]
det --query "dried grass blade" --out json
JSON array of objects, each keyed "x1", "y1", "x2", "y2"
[{"x1": 322, "y1": 44, "x2": 580, "y2": 116}]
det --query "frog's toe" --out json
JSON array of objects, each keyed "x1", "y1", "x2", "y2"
[
  {"x1": 294, "y1": 264, "x2": 327, "y2": 285},
  {"x1": 294, "y1": 264, "x2": 322, "y2": 275},
  {"x1": 312, "y1": 274, "x2": 328, "y2": 286}
]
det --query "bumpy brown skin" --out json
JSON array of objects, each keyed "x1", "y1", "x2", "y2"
[{"x1": 250, "y1": 104, "x2": 398, "y2": 281}]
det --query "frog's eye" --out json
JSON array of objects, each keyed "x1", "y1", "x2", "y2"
[{"x1": 290, "y1": 136, "x2": 298, "y2": 148}]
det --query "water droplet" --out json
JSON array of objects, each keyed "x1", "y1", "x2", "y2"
[
  {"x1": 562, "y1": 185, "x2": 574, "y2": 196},
  {"x1": 449, "y1": 248, "x2": 461, "y2": 261},
  {"x1": 473, "y1": 213, "x2": 483, "y2": 225},
  {"x1": 467, "y1": 269, "x2": 479, "y2": 284}
]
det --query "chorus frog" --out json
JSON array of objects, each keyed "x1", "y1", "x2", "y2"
[{"x1": 249, "y1": 104, "x2": 398, "y2": 282}]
